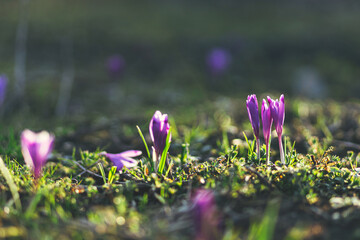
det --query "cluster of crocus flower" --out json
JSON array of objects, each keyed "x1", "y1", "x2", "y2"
[
  {"x1": 21, "y1": 129, "x2": 142, "y2": 177},
  {"x1": 247, "y1": 94, "x2": 285, "y2": 165},
  {"x1": 21, "y1": 110, "x2": 172, "y2": 179},
  {"x1": 102, "y1": 110, "x2": 171, "y2": 173}
]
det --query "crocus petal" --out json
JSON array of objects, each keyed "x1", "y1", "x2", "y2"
[
  {"x1": 105, "y1": 153, "x2": 125, "y2": 170},
  {"x1": 261, "y1": 99, "x2": 273, "y2": 146},
  {"x1": 117, "y1": 150, "x2": 142, "y2": 158},
  {"x1": 103, "y1": 150, "x2": 141, "y2": 171},
  {"x1": 21, "y1": 142, "x2": 35, "y2": 170},
  {"x1": 268, "y1": 95, "x2": 285, "y2": 136},
  {"x1": 279, "y1": 94, "x2": 285, "y2": 132},
  {"x1": 36, "y1": 131, "x2": 55, "y2": 165},
  {"x1": 120, "y1": 157, "x2": 138, "y2": 168},
  {"x1": 246, "y1": 94, "x2": 260, "y2": 139}
]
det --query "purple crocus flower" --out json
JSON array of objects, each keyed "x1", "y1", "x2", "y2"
[
  {"x1": 0, "y1": 75, "x2": 8, "y2": 106},
  {"x1": 269, "y1": 94, "x2": 285, "y2": 164},
  {"x1": 269, "y1": 95, "x2": 285, "y2": 137},
  {"x1": 246, "y1": 94, "x2": 260, "y2": 160},
  {"x1": 21, "y1": 129, "x2": 55, "y2": 179},
  {"x1": 149, "y1": 111, "x2": 171, "y2": 166},
  {"x1": 101, "y1": 150, "x2": 142, "y2": 171},
  {"x1": 192, "y1": 189, "x2": 219, "y2": 240},
  {"x1": 106, "y1": 55, "x2": 125, "y2": 78},
  {"x1": 261, "y1": 99, "x2": 273, "y2": 165},
  {"x1": 206, "y1": 48, "x2": 231, "y2": 76}
]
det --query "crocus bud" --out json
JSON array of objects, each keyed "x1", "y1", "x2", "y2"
[
  {"x1": 0, "y1": 75, "x2": 7, "y2": 106},
  {"x1": 246, "y1": 94, "x2": 260, "y2": 140},
  {"x1": 106, "y1": 55, "x2": 125, "y2": 78},
  {"x1": 269, "y1": 94, "x2": 285, "y2": 137},
  {"x1": 192, "y1": 189, "x2": 219, "y2": 240},
  {"x1": 261, "y1": 99, "x2": 273, "y2": 165},
  {"x1": 101, "y1": 150, "x2": 142, "y2": 171},
  {"x1": 149, "y1": 111, "x2": 171, "y2": 161},
  {"x1": 262, "y1": 99, "x2": 272, "y2": 147},
  {"x1": 21, "y1": 129, "x2": 55, "y2": 179},
  {"x1": 269, "y1": 95, "x2": 285, "y2": 164},
  {"x1": 206, "y1": 48, "x2": 231, "y2": 76}
]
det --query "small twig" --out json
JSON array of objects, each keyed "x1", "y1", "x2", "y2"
[
  {"x1": 75, "y1": 170, "x2": 87, "y2": 178},
  {"x1": 332, "y1": 140, "x2": 360, "y2": 150},
  {"x1": 73, "y1": 160, "x2": 107, "y2": 180},
  {"x1": 73, "y1": 160, "x2": 146, "y2": 185}
]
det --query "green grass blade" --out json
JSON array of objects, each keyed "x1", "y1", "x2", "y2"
[
  {"x1": 222, "y1": 130, "x2": 230, "y2": 153},
  {"x1": 180, "y1": 143, "x2": 189, "y2": 165},
  {"x1": 108, "y1": 166, "x2": 117, "y2": 184},
  {"x1": 25, "y1": 190, "x2": 43, "y2": 219},
  {"x1": 158, "y1": 128, "x2": 171, "y2": 175},
  {"x1": 136, "y1": 125, "x2": 151, "y2": 159},
  {"x1": 248, "y1": 199, "x2": 280, "y2": 240},
  {"x1": 243, "y1": 132, "x2": 254, "y2": 156},
  {"x1": 136, "y1": 125, "x2": 154, "y2": 172},
  {"x1": 97, "y1": 162, "x2": 107, "y2": 185},
  {"x1": 0, "y1": 156, "x2": 22, "y2": 212}
]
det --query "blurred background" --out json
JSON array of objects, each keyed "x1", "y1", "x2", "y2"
[{"x1": 1, "y1": 0, "x2": 360, "y2": 119}]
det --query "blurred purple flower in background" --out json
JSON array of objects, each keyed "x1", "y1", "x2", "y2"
[
  {"x1": 149, "y1": 111, "x2": 171, "y2": 165},
  {"x1": 206, "y1": 48, "x2": 231, "y2": 76},
  {"x1": 106, "y1": 54, "x2": 125, "y2": 78},
  {"x1": 21, "y1": 129, "x2": 55, "y2": 179},
  {"x1": 246, "y1": 94, "x2": 260, "y2": 160},
  {"x1": 269, "y1": 94, "x2": 285, "y2": 164},
  {"x1": 101, "y1": 150, "x2": 142, "y2": 171},
  {"x1": 0, "y1": 75, "x2": 8, "y2": 106},
  {"x1": 261, "y1": 98, "x2": 273, "y2": 165},
  {"x1": 192, "y1": 189, "x2": 220, "y2": 240}
]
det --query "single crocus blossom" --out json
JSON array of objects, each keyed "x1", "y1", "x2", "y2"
[
  {"x1": 192, "y1": 189, "x2": 220, "y2": 240},
  {"x1": 269, "y1": 94, "x2": 285, "y2": 164},
  {"x1": 0, "y1": 75, "x2": 7, "y2": 106},
  {"x1": 101, "y1": 150, "x2": 142, "y2": 171},
  {"x1": 246, "y1": 94, "x2": 260, "y2": 160},
  {"x1": 21, "y1": 129, "x2": 55, "y2": 179},
  {"x1": 106, "y1": 55, "x2": 125, "y2": 78},
  {"x1": 206, "y1": 48, "x2": 231, "y2": 76},
  {"x1": 261, "y1": 99, "x2": 273, "y2": 165},
  {"x1": 149, "y1": 111, "x2": 171, "y2": 168}
]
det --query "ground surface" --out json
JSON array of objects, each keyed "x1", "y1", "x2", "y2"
[{"x1": 1, "y1": 98, "x2": 360, "y2": 239}]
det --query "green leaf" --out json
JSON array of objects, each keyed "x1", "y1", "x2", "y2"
[
  {"x1": 108, "y1": 166, "x2": 117, "y2": 184},
  {"x1": 158, "y1": 128, "x2": 172, "y2": 175},
  {"x1": 0, "y1": 156, "x2": 22, "y2": 212},
  {"x1": 136, "y1": 125, "x2": 153, "y2": 171},
  {"x1": 97, "y1": 163, "x2": 106, "y2": 185}
]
